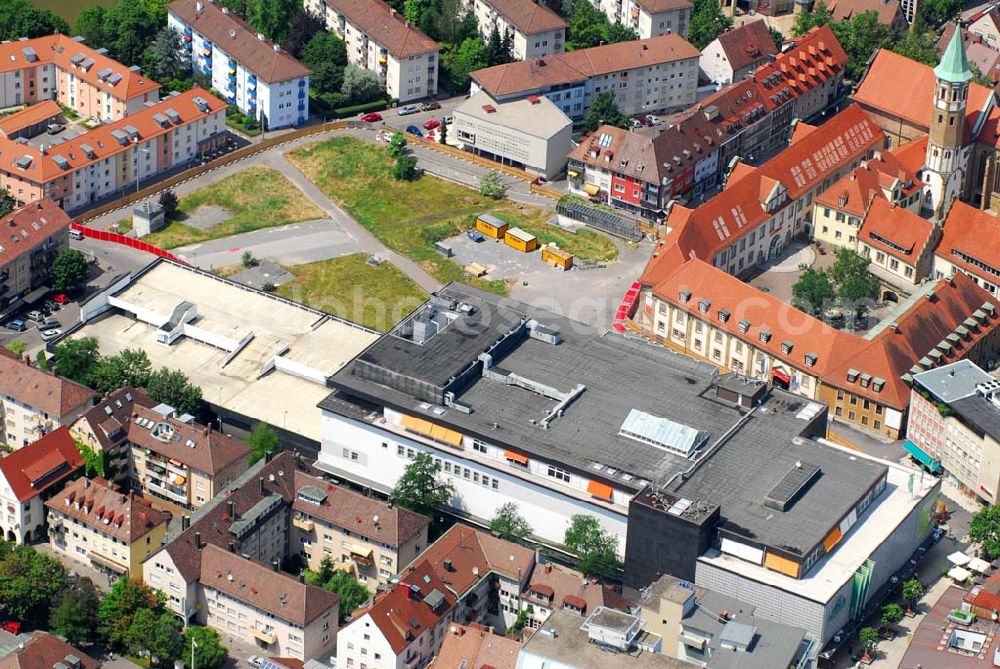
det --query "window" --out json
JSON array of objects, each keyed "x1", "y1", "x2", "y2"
[
  {"x1": 472, "y1": 440, "x2": 487, "y2": 454},
  {"x1": 547, "y1": 465, "x2": 570, "y2": 483}
]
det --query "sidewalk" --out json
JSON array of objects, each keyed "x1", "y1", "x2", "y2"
[{"x1": 862, "y1": 577, "x2": 953, "y2": 668}]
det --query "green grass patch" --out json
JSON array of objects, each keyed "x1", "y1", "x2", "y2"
[
  {"x1": 286, "y1": 138, "x2": 616, "y2": 292},
  {"x1": 277, "y1": 254, "x2": 428, "y2": 331},
  {"x1": 142, "y1": 166, "x2": 323, "y2": 249},
  {"x1": 112, "y1": 217, "x2": 133, "y2": 235}
]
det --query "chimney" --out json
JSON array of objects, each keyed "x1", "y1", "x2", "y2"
[
  {"x1": 259, "y1": 476, "x2": 264, "y2": 496},
  {"x1": 194, "y1": 531, "x2": 202, "y2": 549},
  {"x1": 444, "y1": 558, "x2": 454, "y2": 571},
  {"x1": 227, "y1": 500, "x2": 235, "y2": 519},
  {"x1": 181, "y1": 515, "x2": 190, "y2": 530},
  {"x1": 228, "y1": 541, "x2": 236, "y2": 553}
]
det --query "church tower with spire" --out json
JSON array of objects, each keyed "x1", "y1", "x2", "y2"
[{"x1": 924, "y1": 29, "x2": 973, "y2": 220}]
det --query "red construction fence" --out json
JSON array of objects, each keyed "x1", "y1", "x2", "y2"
[{"x1": 71, "y1": 223, "x2": 188, "y2": 265}]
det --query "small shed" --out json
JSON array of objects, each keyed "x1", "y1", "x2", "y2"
[
  {"x1": 133, "y1": 199, "x2": 165, "y2": 238},
  {"x1": 476, "y1": 213, "x2": 509, "y2": 239},
  {"x1": 542, "y1": 246, "x2": 573, "y2": 270},
  {"x1": 504, "y1": 227, "x2": 538, "y2": 253}
]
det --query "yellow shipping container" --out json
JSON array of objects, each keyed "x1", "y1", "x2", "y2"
[
  {"x1": 504, "y1": 227, "x2": 537, "y2": 253},
  {"x1": 476, "y1": 213, "x2": 508, "y2": 239},
  {"x1": 542, "y1": 246, "x2": 573, "y2": 269}
]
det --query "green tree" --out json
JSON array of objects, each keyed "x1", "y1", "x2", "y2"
[
  {"x1": 881, "y1": 602, "x2": 904, "y2": 629},
  {"x1": 859, "y1": 626, "x2": 879, "y2": 658},
  {"x1": 567, "y1": 0, "x2": 608, "y2": 50},
  {"x1": 90, "y1": 348, "x2": 152, "y2": 395},
  {"x1": 890, "y1": 25, "x2": 939, "y2": 66},
  {"x1": 388, "y1": 132, "x2": 409, "y2": 158},
  {"x1": 141, "y1": 27, "x2": 188, "y2": 82},
  {"x1": 490, "y1": 502, "x2": 533, "y2": 542},
  {"x1": 970, "y1": 504, "x2": 1000, "y2": 559},
  {"x1": 393, "y1": 154, "x2": 420, "y2": 181},
  {"x1": 829, "y1": 248, "x2": 878, "y2": 309},
  {"x1": 480, "y1": 170, "x2": 506, "y2": 199},
  {"x1": 185, "y1": 626, "x2": 229, "y2": 669},
  {"x1": 282, "y1": 9, "x2": 326, "y2": 59},
  {"x1": 391, "y1": 452, "x2": 454, "y2": 516},
  {"x1": 246, "y1": 421, "x2": 280, "y2": 465},
  {"x1": 770, "y1": 26, "x2": 785, "y2": 50},
  {"x1": 242, "y1": 250, "x2": 258, "y2": 268},
  {"x1": 145, "y1": 367, "x2": 203, "y2": 415},
  {"x1": 103, "y1": 0, "x2": 160, "y2": 65},
  {"x1": 324, "y1": 570, "x2": 371, "y2": 621},
  {"x1": 971, "y1": 61, "x2": 995, "y2": 86},
  {"x1": 0, "y1": 0, "x2": 69, "y2": 41},
  {"x1": 583, "y1": 90, "x2": 630, "y2": 133},
  {"x1": 342, "y1": 64, "x2": 385, "y2": 105},
  {"x1": 75, "y1": 439, "x2": 108, "y2": 478},
  {"x1": 688, "y1": 0, "x2": 734, "y2": 50},
  {"x1": 444, "y1": 38, "x2": 487, "y2": 91},
  {"x1": 921, "y1": 0, "x2": 963, "y2": 27},
  {"x1": 564, "y1": 514, "x2": 620, "y2": 579},
  {"x1": 605, "y1": 22, "x2": 638, "y2": 44},
  {"x1": 219, "y1": 0, "x2": 248, "y2": 17},
  {"x1": 485, "y1": 26, "x2": 505, "y2": 66},
  {"x1": 4, "y1": 339, "x2": 25, "y2": 359},
  {"x1": 53, "y1": 337, "x2": 101, "y2": 387},
  {"x1": 247, "y1": 0, "x2": 300, "y2": 43},
  {"x1": 72, "y1": 6, "x2": 108, "y2": 48},
  {"x1": 158, "y1": 189, "x2": 179, "y2": 219},
  {"x1": 319, "y1": 555, "x2": 337, "y2": 582},
  {"x1": 792, "y1": 267, "x2": 834, "y2": 315},
  {"x1": 303, "y1": 32, "x2": 349, "y2": 97},
  {"x1": 0, "y1": 543, "x2": 67, "y2": 625},
  {"x1": 901, "y1": 577, "x2": 923, "y2": 613},
  {"x1": 0, "y1": 188, "x2": 15, "y2": 219},
  {"x1": 405, "y1": 0, "x2": 433, "y2": 26},
  {"x1": 791, "y1": 0, "x2": 832, "y2": 37},
  {"x1": 98, "y1": 578, "x2": 161, "y2": 652},
  {"x1": 36, "y1": 350, "x2": 49, "y2": 370},
  {"x1": 831, "y1": 11, "x2": 893, "y2": 80},
  {"x1": 49, "y1": 577, "x2": 101, "y2": 646},
  {"x1": 51, "y1": 249, "x2": 90, "y2": 292}
]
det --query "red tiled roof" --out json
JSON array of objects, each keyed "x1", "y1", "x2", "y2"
[
  {"x1": 76, "y1": 386, "x2": 154, "y2": 452},
  {"x1": 0, "y1": 100, "x2": 62, "y2": 138},
  {"x1": 480, "y1": 0, "x2": 567, "y2": 34},
  {"x1": 635, "y1": 0, "x2": 693, "y2": 11},
  {"x1": 429, "y1": 625, "x2": 521, "y2": 669},
  {"x1": 127, "y1": 404, "x2": 249, "y2": 475},
  {"x1": 715, "y1": 20, "x2": 778, "y2": 73},
  {"x1": 828, "y1": 0, "x2": 903, "y2": 25},
  {"x1": 317, "y1": 0, "x2": 439, "y2": 58},
  {"x1": 815, "y1": 148, "x2": 922, "y2": 216},
  {"x1": 858, "y1": 198, "x2": 935, "y2": 263},
  {"x1": 168, "y1": 0, "x2": 311, "y2": 83},
  {"x1": 471, "y1": 34, "x2": 699, "y2": 97},
  {"x1": 408, "y1": 525, "x2": 535, "y2": 597},
  {"x1": 937, "y1": 200, "x2": 1000, "y2": 284},
  {"x1": 750, "y1": 25, "x2": 848, "y2": 105},
  {"x1": 362, "y1": 577, "x2": 456, "y2": 654},
  {"x1": 45, "y1": 476, "x2": 167, "y2": 543},
  {"x1": 0, "y1": 631, "x2": 99, "y2": 669},
  {"x1": 891, "y1": 135, "x2": 928, "y2": 174},
  {"x1": 0, "y1": 87, "x2": 226, "y2": 185},
  {"x1": 0, "y1": 199, "x2": 75, "y2": 283},
  {"x1": 0, "y1": 427, "x2": 85, "y2": 502},
  {"x1": 0, "y1": 35, "x2": 160, "y2": 101}
]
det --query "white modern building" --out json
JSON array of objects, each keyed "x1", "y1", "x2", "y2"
[
  {"x1": 465, "y1": 0, "x2": 567, "y2": 60},
  {"x1": 306, "y1": 0, "x2": 440, "y2": 103},
  {"x1": 591, "y1": 0, "x2": 691, "y2": 39},
  {"x1": 168, "y1": 0, "x2": 311, "y2": 129},
  {"x1": 453, "y1": 92, "x2": 572, "y2": 179}
]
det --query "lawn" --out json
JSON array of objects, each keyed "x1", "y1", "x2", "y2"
[
  {"x1": 277, "y1": 254, "x2": 428, "y2": 331},
  {"x1": 285, "y1": 137, "x2": 617, "y2": 291},
  {"x1": 142, "y1": 167, "x2": 323, "y2": 249}
]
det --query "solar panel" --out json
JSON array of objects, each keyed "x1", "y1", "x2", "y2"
[{"x1": 764, "y1": 462, "x2": 821, "y2": 512}]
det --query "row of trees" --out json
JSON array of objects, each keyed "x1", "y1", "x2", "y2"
[
  {"x1": 53, "y1": 337, "x2": 203, "y2": 415},
  {"x1": 391, "y1": 454, "x2": 622, "y2": 579}
]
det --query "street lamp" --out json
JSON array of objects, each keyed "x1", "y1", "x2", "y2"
[{"x1": 191, "y1": 636, "x2": 198, "y2": 669}]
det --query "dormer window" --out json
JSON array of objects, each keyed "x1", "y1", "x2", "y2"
[
  {"x1": 738, "y1": 319, "x2": 750, "y2": 333},
  {"x1": 759, "y1": 329, "x2": 772, "y2": 343},
  {"x1": 780, "y1": 340, "x2": 793, "y2": 355},
  {"x1": 698, "y1": 299, "x2": 710, "y2": 313},
  {"x1": 679, "y1": 290, "x2": 691, "y2": 303},
  {"x1": 804, "y1": 352, "x2": 817, "y2": 367},
  {"x1": 847, "y1": 369, "x2": 859, "y2": 383},
  {"x1": 718, "y1": 309, "x2": 730, "y2": 323}
]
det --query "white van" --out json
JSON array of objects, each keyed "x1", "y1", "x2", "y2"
[{"x1": 69, "y1": 229, "x2": 84, "y2": 240}]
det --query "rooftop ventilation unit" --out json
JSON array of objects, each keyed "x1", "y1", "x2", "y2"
[
  {"x1": 619, "y1": 409, "x2": 709, "y2": 457},
  {"x1": 763, "y1": 461, "x2": 821, "y2": 511}
]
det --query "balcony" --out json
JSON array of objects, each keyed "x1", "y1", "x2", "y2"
[
  {"x1": 350, "y1": 544, "x2": 374, "y2": 566},
  {"x1": 292, "y1": 514, "x2": 314, "y2": 531},
  {"x1": 251, "y1": 627, "x2": 277, "y2": 645}
]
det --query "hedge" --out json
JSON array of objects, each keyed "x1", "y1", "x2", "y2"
[{"x1": 334, "y1": 99, "x2": 395, "y2": 118}]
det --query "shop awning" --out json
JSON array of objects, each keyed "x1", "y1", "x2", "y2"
[
  {"x1": 948, "y1": 566, "x2": 971, "y2": 582},
  {"x1": 583, "y1": 183, "x2": 600, "y2": 196},
  {"x1": 174, "y1": 474, "x2": 186, "y2": 485},
  {"x1": 772, "y1": 369, "x2": 791, "y2": 384},
  {"x1": 504, "y1": 450, "x2": 528, "y2": 465},
  {"x1": 969, "y1": 557, "x2": 991, "y2": 573},
  {"x1": 90, "y1": 553, "x2": 127, "y2": 574},
  {"x1": 904, "y1": 440, "x2": 941, "y2": 473},
  {"x1": 587, "y1": 480, "x2": 613, "y2": 501},
  {"x1": 350, "y1": 544, "x2": 373, "y2": 559},
  {"x1": 948, "y1": 551, "x2": 971, "y2": 566},
  {"x1": 400, "y1": 415, "x2": 463, "y2": 447},
  {"x1": 567, "y1": 169, "x2": 580, "y2": 178}
]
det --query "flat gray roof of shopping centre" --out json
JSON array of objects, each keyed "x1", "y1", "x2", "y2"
[{"x1": 913, "y1": 359, "x2": 992, "y2": 404}]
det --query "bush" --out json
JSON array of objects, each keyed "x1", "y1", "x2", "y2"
[
  {"x1": 334, "y1": 99, "x2": 391, "y2": 118},
  {"x1": 262, "y1": 282, "x2": 276, "y2": 293}
]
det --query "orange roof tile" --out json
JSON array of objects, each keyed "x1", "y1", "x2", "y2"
[
  {"x1": 479, "y1": 0, "x2": 567, "y2": 35},
  {"x1": 316, "y1": 0, "x2": 439, "y2": 58},
  {"x1": 828, "y1": 0, "x2": 903, "y2": 25},
  {"x1": 750, "y1": 25, "x2": 848, "y2": 104},
  {"x1": 937, "y1": 200, "x2": 1000, "y2": 283},
  {"x1": 410, "y1": 525, "x2": 534, "y2": 597},
  {"x1": 715, "y1": 20, "x2": 779, "y2": 73},
  {"x1": 815, "y1": 148, "x2": 921, "y2": 216},
  {"x1": 45, "y1": 477, "x2": 167, "y2": 544},
  {"x1": 0, "y1": 199, "x2": 74, "y2": 277},
  {"x1": 362, "y1": 576, "x2": 456, "y2": 654},
  {"x1": 430, "y1": 625, "x2": 521, "y2": 669},
  {"x1": 858, "y1": 197, "x2": 935, "y2": 263},
  {"x1": 0, "y1": 427, "x2": 85, "y2": 502},
  {"x1": 0, "y1": 100, "x2": 62, "y2": 137}
]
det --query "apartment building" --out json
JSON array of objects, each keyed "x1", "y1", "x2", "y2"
[
  {"x1": 290, "y1": 471, "x2": 429, "y2": 590},
  {"x1": 430, "y1": 624, "x2": 521, "y2": 669},
  {"x1": 46, "y1": 476, "x2": 168, "y2": 580},
  {"x1": 453, "y1": 92, "x2": 572, "y2": 179},
  {"x1": 127, "y1": 403, "x2": 250, "y2": 509},
  {"x1": 909, "y1": 360, "x2": 1000, "y2": 505},
  {"x1": 0, "y1": 87, "x2": 227, "y2": 212},
  {"x1": 699, "y1": 20, "x2": 778, "y2": 86},
  {"x1": 520, "y1": 562, "x2": 626, "y2": 630},
  {"x1": 856, "y1": 197, "x2": 938, "y2": 296},
  {"x1": 0, "y1": 34, "x2": 160, "y2": 120},
  {"x1": 0, "y1": 349, "x2": 93, "y2": 449},
  {"x1": 306, "y1": 0, "x2": 440, "y2": 103},
  {"x1": 0, "y1": 427, "x2": 84, "y2": 543},
  {"x1": 591, "y1": 0, "x2": 691, "y2": 39},
  {"x1": 70, "y1": 386, "x2": 153, "y2": 487},
  {"x1": 935, "y1": 200, "x2": 1000, "y2": 295},
  {"x1": 465, "y1": 0, "x2": 566, "y2": 60},
  {"x1": 168, "y1": 0, "x2": 311, "y2": 129},
  {"x1": 469, "y1": 34, "x2": 700, "y2": 121},
  {"x1": 0, "y1": 198, "x2": 72, "y2": 315},
  {"x1": 0, "y1": 632, "x2": 99, "y2": 669},
  {"x1": 199, "y1": 543, "x2": 339, "y2": 660}
]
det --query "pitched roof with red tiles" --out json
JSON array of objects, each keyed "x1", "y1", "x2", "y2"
[
  {"x1": 522, "y1": 563, "x2": 615, "y2": 615},
  {"x1": 0, "y1": 343, "x2": 93, "y2": 417},
  {"x1": 361, "y1": 577, "x2": 456, "y2": 654},
  {"x1": 858, "y1": 198, "x2": 935, "y2": 264},
  {"x1": 636, "y1": 0, "x2": 693, "y2": 11},
  {"x1": 0, "y1": 427, "x2": 85, "y2": 502},
  {"x1": 408, "y1": 524, "x2": 535, "y2": 597},
  {"x1": 827, "y1": 272, "x2": 999, "y2": 408},
  {"x1": 828, "y1": 0, "x2": 903, "y2": 25},
  {"x1": 0, "y1": 100, "x2": 63, "y2": 138},
  {"x1": 715, "y1": 20, "x2": 778, "y2": 73},
  {"x1": 292, "y1": 470, "x2": 429, "y2": 549},
  {"x1": 854, "y1": 48, "x2": 994, "y2": 140},
  {"x1": 127, "y1": 404, "x2": 249, "y2": 475},
  {"x1": 815, "y1": 148, "x2": 922, "y2": 216},
  {"x1": 430, "y1": 625, "x2": 521, "y2": 669},
  {"x1": 200, "y1": 543, "x2": 340, "y2": 626},
  {"x1": 168, "y1": 0, "x2": 311, "y2": 83},
  {"x1": 481, "y1": 0, "x2": 567, "y2": 34},
  {"x1": 749, "y1": 25, "x2": 848, "y2": 105},
  {"x1": 76, "y1": 385, "x2": 154, "y2": 452},
  {"x1": 45, "y1": 476, "x2": 167, "y2": 543},
  {"x1": 317, "y1": 0, "x2": 439, "y2": 58},
  {"x1": 0, "y1": 35, "x2": 161, "y2": 102},
  {"x1": 937, "y1": 200, "x2": 1000, "y2": 283},
  {"x1": 471, "y1": 34, "x2": 699, "y2": 98},
  {"x1": 0, "y1": 631, "x2": 99, "y2": 669},
  {"x1": 0, "y1": 87, "x2": 226, "y2": 186},
  {"x1": 0, "y1": 198, "x2": 75, "y2": 277}
]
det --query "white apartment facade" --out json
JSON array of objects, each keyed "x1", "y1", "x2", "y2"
[
  {"x1": 465, "y1": 0, "x2": 566, "y2": 60},
  {"x1": 0, "y1": 352, "x2": 93, "y2": 449},
  {"x1": 591, "y1": 0, "x2": 691, "y2": 38},
  {"x1": 168, "y1": 0, "x2": 311, "y2": 129},
  {"x1": 307, "y1": 0, "x2": 440, "y2": 103}
]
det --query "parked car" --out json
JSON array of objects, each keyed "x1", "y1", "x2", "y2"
[
  {"x1": 69, "y1": 228, "x2": 84, "y2": 240},
  {"x1": 634, "y1": 115, "x2": 650, "y2": 127},
  {"x1": 51, "y1": 293, "x2": 69, "y2": 305},
  {"x1": 397, "y1": 105, "x2": 420, "y2": 116},
  {"x1": 248, "y1": 657, "x2": 264, "y2": 668},
  {"x1": 360, "y1": 112, "x2": 382, "y2": 122},
  {"x1": 40, "y1": 328, "x2": 62, "y2": 341},
  {"x1": 466, "y1": 230, "x2": 485, "y2": 242},
  {"x1": 420, "y1": 100, "x2": 441, "y2": 111},
  {"x1": 405, "y1": 125, "x2": 424, "y2": 138},
  {"x1": 645, "y1": 114, "x2": 661, "y2": 125},
  {"x1": 26, "y1": 310, "x2": 43, "y2": 323},
  {"x1": 1, "y1": 621, "x2": 20, "y2": 634},
  {"x1": 442, "y1": 115, "x2": 453, "y2": 125},
  {"x1": 3, "y1": 319, "x2": 26, "y2": 332},
  {"x1": 423, "y1": 118, "x2": 441, "y2": 130},
  {"x1": 36, "y1": 318, "x2": 59, "y2": 330}
]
